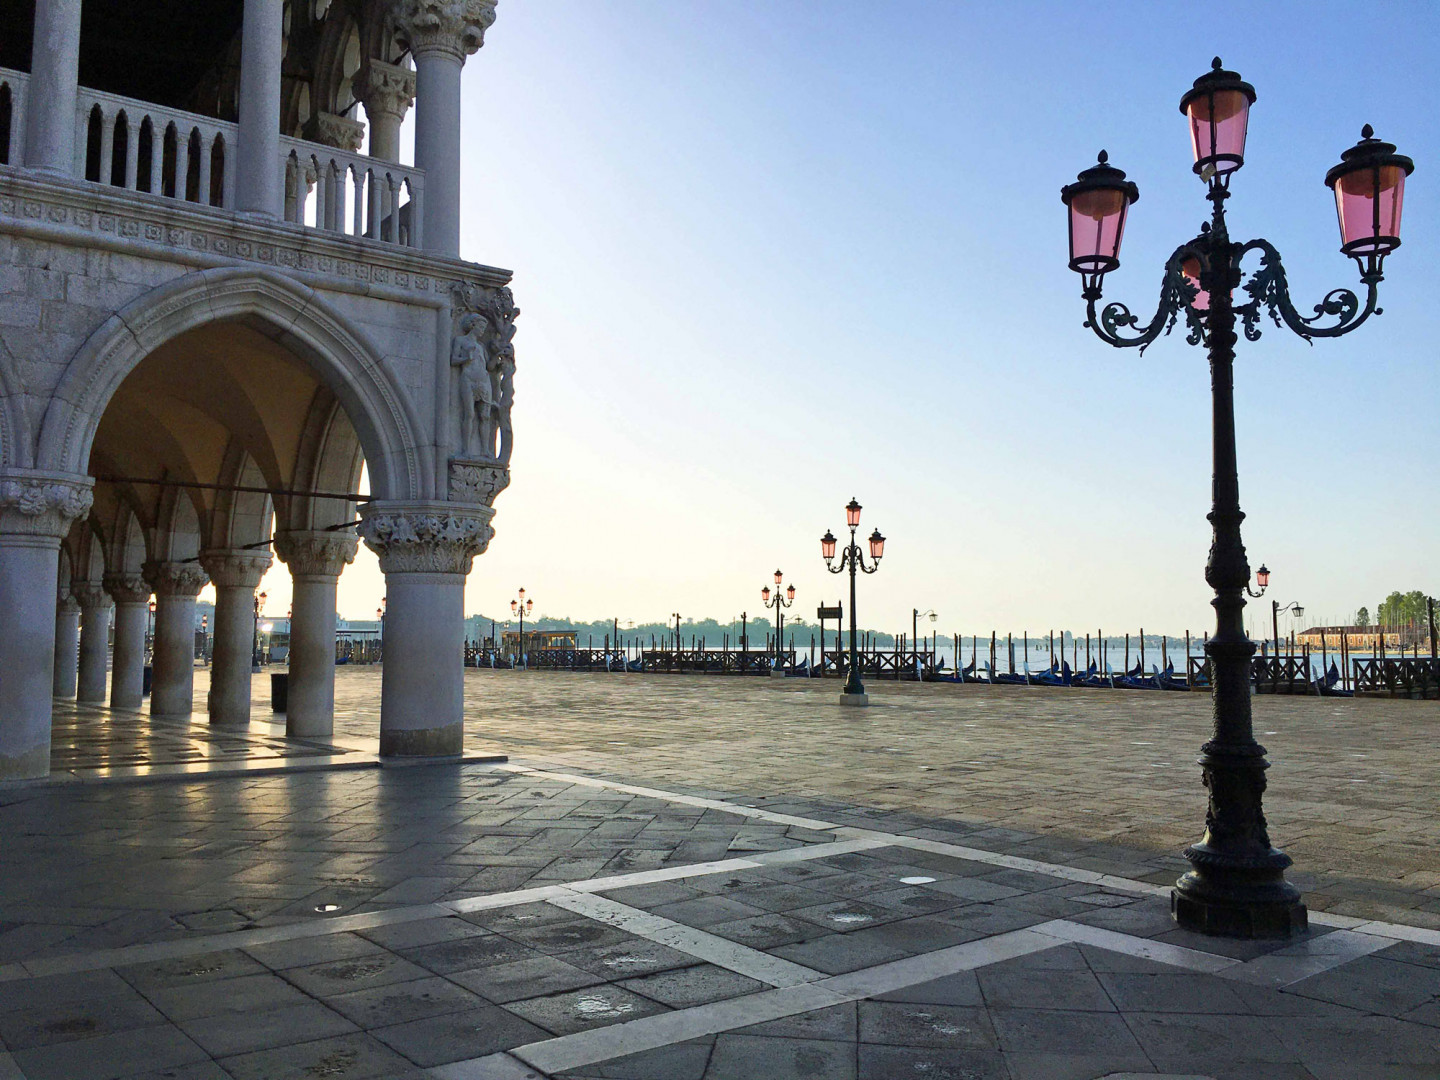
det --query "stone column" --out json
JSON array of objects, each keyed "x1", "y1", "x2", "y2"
[
  {"x1": 392, "y1": 0, "x2": 497, "y2": 256},
  {"x1": 143, "y1": 562, "x2": 209, "y2": 716},
  {"x1": 53, "y1": 593, "x2": 81, "y2": 698},
  {"x1": 104, "y1": 574, "x2": 151, "y2": 709},
  {"x1": 274, "y1": 532, "x2": 357, "y2": 737},
  {"x1": 236, "y1": 0, "x2": 284, "y2": 215},
  {"x1": 0, "y1": 472, "x2": 94, "y2": 779},
  {"x1": 23, "y1": 0, "x2": 83, "y2": 174},
  {"x1": 72, "y1": 581, "x2": 114, "y2": 703},
  {"x1": 199, "y1": 551, "x2": 272, "y2": 725},
  {"x1": 358, "y1": 502, "x2": 492, "y2": 757},
  {"x1": 356, "y1": 60, "x2": 416, "y2": 163}
]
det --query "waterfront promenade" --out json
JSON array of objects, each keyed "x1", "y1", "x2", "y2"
[{"x1": 2, "y1": 671, "x2": 1437, "y2": 1078}]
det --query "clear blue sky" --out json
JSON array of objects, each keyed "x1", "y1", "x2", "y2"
[{"x1": 320, "y1": 1, "x2": 1438, "y2": 640}]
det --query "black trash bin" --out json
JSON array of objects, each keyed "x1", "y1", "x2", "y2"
[
  {"x1": 142, "y1": 664, "x2": 152, "y2": 695},
  {"x1": 270, "y1": 672, "x2": 288, "y2": 712}
]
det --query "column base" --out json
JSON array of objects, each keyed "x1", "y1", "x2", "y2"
[
  {"x1": 0, "y1": 744, "x2": 51, "y2": 782},
  {"x1": 1172, "y1": 870, "x2": 1308, "y2": 939},
  {"x1": 838, "y1": 692, "x2": 869, "y2": 707},
  {"x1": 380, "y1": 721, "x2": 462, "y2": 758}
]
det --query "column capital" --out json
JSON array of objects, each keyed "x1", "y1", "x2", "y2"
[
  {"x1": 301, "y1": 111, "x2": 367, "y2": 152},
  {"x1": 199, "y1": 550, "x2": 272, "y2": 590},
  {"x1": 358, "y1": 501, "x2": 493, "y2": 575},
  {"x1": 71, "y1": 580, "x2": 113, "y2": 611},
  {"x1": 0, "y1": 470, "x2": 94, "y2": 539},
  {"x1": 57, "y1": 592, "x2": 81, "y2": 616},
  {"x1": 103, "y1": 572, "x2": 151, "y2": 605},
  {"x1": 274, "y1": 531, "x2": 360, "y2": 578},
  {"x1": 142, "y1": 561, "x2": 210, "y2": 598},
  {"x1": 391, "y1": 0, "x2": 497, "y2": 63},
  {"x1": 357, "y1": 59, "x2": 417, "y2": 122}
]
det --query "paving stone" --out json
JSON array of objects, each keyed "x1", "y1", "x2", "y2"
[
  {"x1": 1001, "y1": 1053, "x2": 1161, "y2": 1080},
  {"x1": 0, "y1": 969, "x2": 138, "y2": 1013},
  {"x1": 558, "y1": 939, "x2": 703, "y2": 980},
  {"x1": 321, "y1": 974, "x2": 488, "y2": 1027},
  {"x1": 358, "y1": 916, "x2": 492, "y2": 951},
  {"x1": 448, "y1": 954, "x2": 606, "y2": 1002},
  {"x1": 989, "y1": 1008, "x2": 1147, "y2": 1055},
  {"x1": 857, "y1": 1000, "x2": 997, "y2": 1049},
  {"x1": 703, "y1": 913, "x2": 828, "y2": 950},
  {"x1": 619, "y1": 964, "x2": 766, "y2": 1008},
  {"x1": 280, "y1": 952, "x2": 434, "y2": 997},
  {"x1": 506, "y1": 920, "x2": 638, "y2": 955},
  {"x1": 703, "y1": 1033, "x2": 855, "y2": 1080},
  {"x1": 978, "y1": 966, "x2": 1115, "y2": 1011},
  {"x1": 113, "y1": 949, "x2": 269, "y2": 991},
  {"x1": 144, "y1": 971, "x2": 314, "y2": 1021},
  {"x1": 555, "y1": 1038, "x2": 714, "y2": 1079},
  {"x1": 0, "y1": 990, "x2": 166, "y2": 1050},
  {"x1": 734, "y1": 1002, "x2": 857, "y2": 1041},
  {"x1": 111, "y1": 1062, "x2": 235, "y2": 1080},
  {"x1": 858, "y1": 1043, "x2": 1008, "y2": 1080},
  {"x1": 176, "y1": 1001, "x2": 357, "y2": 1057},
  {"x1": 1097, "y1": 971, "x2": 1251, "y2": 1014},
  {"x1": 647, "y1": 896, "x2": 769, "y2": 928},
  {"x1": 244, "y1": 931, "x2": 387, "y2": 971},
  {"x1": 1125, "y1": 1013, "x2": 1301, "y2": 1068},
  {"x1": 770, "y1": 933, "x2": 910, "y2": 975},
  {"x1": 503, "y1": 984, "x2": 670, "y2": 1036},
  {"x1": 11, "y1": 1023, "x2": 210, "y2": 1080},
  {"x1": 459, "y1": 902, "x2": 587, "y2": 934},
  {"x1": 872, "y1": 970, "x2": 984, "y2": 1007},
  {"x1": 369, "y1": 1005, "x2": 550, "y2": 1067},
  {"x1": 1285, "y1": 955, "x2": 1440, "y2": 1017},
  {"x1": 217, "y1": 1031, "x2": 432, "y2": 1079}
]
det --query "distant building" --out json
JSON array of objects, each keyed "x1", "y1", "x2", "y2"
[{"x1": 1297, "y1": 626, "x2": 1406, "y2": 650}]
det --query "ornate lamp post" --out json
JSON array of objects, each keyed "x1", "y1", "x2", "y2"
[
  {"x1": 762, "y1": 570, "x2": 796, "y2": 674},
  {"x1": 1272, "y1": 599, "x2": 1304, "y2": 659},
  {"x1": 1061, "y1": 59, "x2": 1413, "y2": 938},
  {"x1": 913, "y1": 608, "x2": 937, "y2": 663},
  {"x1": 511, "y1": 588, "x2": 533, "y2": 668},
  {"x1": 252, "y1": 590, "x2": 268, "y2": 672},
  {"x1": 822, "y1": 498, "x2": 885, "y2": 707}
]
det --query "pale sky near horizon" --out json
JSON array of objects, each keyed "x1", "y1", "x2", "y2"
[{"x1": 242, "y1": 0, "x2": 1438, "y2": 642}]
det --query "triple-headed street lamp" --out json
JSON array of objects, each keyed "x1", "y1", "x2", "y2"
[
  {"x1": 821, "y1": 498, "x2": 885, "y2": 707},
  {"x1": 1061, "y1": 58, "x2": 1412, "y2": 939},
  {"x1": 761, "y1": 570, "x2": 796, "y2": 674},
  {"x1": 511, "y1": 588, "x2": 532, "y2": 667}
]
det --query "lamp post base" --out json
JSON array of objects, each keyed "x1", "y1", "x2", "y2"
[
  {"x1": 838, "y1": 691, "x2": 869, "y2": 707},
  {"x1": 770, "y1": 669, "x2": 787, "y2": 679},
  {"x1": 1171, "y1": 871, "x2": 1308, "y2": 939}
]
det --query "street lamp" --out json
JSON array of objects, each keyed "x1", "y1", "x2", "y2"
[
  {"x1": 762, "y1": 570, "x2": 796, "y2": 674},
  {"x1": 1272, "y1": 600, "x2": 1305, "y2": 659},
  {"x1": 1060, "y1": 59, "x2": 1413, "y2": 938},
  {"x1": 147, "y1": 599, "x2": 156, "y2": 662},
  {"x1": 252, "y1": 590, "x2": 267, "y2": 671},
  {"x1": 822, "y1": 498, "x2": 885, "y2": 706},
  {"x1": 913, "y1": 608, "x2": 937, "y2": 661},
  {"x1": 671, "y1": 612, "x2": 683, "y2": 652},
  {"x1": 510, "y1": 588, "x2": 533, "y2": 668}
]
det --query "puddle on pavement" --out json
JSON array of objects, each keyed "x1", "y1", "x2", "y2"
[{"x1": 899, "y1": 876, "x2": 937, "y2": 885}]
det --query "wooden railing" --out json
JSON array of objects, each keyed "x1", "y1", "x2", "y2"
[{"x1": 1352, "y1": 657, "x2": 1440, "y2": 698}]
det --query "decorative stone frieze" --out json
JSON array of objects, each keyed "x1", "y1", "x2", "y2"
[
  {"x1": 199, "y1": 550, "x2": 273, "y2": 590},
  {"x1": 102, "y1": 572, "x2": 150, "y2": 605},
  {"x1": 391, "y1": 0, "x2": 497, "y2": 62},
  {"x1": 273, "y1": 531, "x2": 359, "y2": 578},
  {"x1": 70, "y1": 580, "x2": 112, "y2": 611},
  {"x1": 451, "y1": 281, "x2": 519, "y2": 464},
  {"x1": 142, "y1": 560, "x2": 210, "y2": 597},
  {"x1": 448, "y1": 460, "x2": 509, "y2": 505},
  {"x1": 357, "y1": 501, "x2": 493, "y2": 575},
  {"x1": 357, "y1": 60, "x2": 417, "y2": 124},
  {"x1": 302, "y1": 112, "x2": 367, "y2": 152},
  {"x1": 0, "y1": 471, "x2": 93, "y2": 538}
]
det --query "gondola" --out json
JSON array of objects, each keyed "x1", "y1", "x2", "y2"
[
  {"x1": 784, "y1": 657, "x2": 810, "y2": 678},
  {"x1": 1316, "y1": 661, "x2": 1352, "y2": 697},
  {"x1": 1031, "y1": 661, "x2": 1072, "y2": 687},
  {"x1": 987, "y1": 660, "x2": 1028, "y2": 686}
]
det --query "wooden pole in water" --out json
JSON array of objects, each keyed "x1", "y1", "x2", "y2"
[
  {"x1": 1008, "y1": 633, "x2": 1014, "y2": 674},
  {"x1": 1125, "y1": 633, "x2": 1130, "y2": 671},
  {"x1": 1140, "y1": 628, "x2": 1146, "y2": 670}
]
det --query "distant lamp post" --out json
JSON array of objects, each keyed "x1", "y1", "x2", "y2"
[
  {"x1": 762, "y1": 570, "x2": 796, "y2": 674},
  {"x1": 1272, "y1": 600, "x2": 1304, "y2": 658},
  {"x1": 913, "y1": 608, "x2": 938, "y2": 659},
  {"x1": 147, "y1": 599, "x2": 156, "y2": 662},
  {"x1": 671, "y1": 612, "x2": 683, "y2": 652},
  {"x1": 1061, "y1": 58, "x2": 1412, "y2": 939},
  {"x1": 252, "y1": 590, "x2": 268, "y2": 671},
  {"x1": 822, "y1": 498, "x2": 885, "y2": 707},
  {"x1": 510, "y1": 589, "x2": 533, "y2": 667}
]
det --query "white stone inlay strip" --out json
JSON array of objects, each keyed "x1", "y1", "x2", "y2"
[
  {"x1": 1218, "y1": 929, "x2": 1398, "y2": 987},
  {"x1": 431, "y1": 1052, "x2": 542, "y2": 1080},
  {"x1": 436, "y1": 927, "x2": 1056, "y2": 1078},
  {"x1": 547, "y1": 891, "x2": 824, "y2": 988},
  {"x1": 1031, "y1": 920, "x2": 1239, "y2": 974}
]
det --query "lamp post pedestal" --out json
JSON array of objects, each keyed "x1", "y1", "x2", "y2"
[{"x1": 838, "y1": 691, "x2": 869, "y2": 707}]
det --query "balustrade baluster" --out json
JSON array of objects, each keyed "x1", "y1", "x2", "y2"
[
  {"x1": 97, "y1": 108, "x2": 114, "y2": 185},
  {"x1": 197, "y1": 133, "x2": 212, "y2": 206}
]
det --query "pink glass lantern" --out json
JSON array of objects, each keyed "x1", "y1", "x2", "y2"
[
  {"x1": 868, "y1": 530, "x2": 886, "y2": 560},
  {"x1": 762, "y1": 586, "x2": 771, "y2": 603},
  {"x1": 773, "y1": 569, "x2": 783, "y2": 585},
  {"x1": 1255, "y1": 565, "x2": 1270, "y2": 590},
  {"x1": 1180, "y1": 59, "x2": 1255, "y2": 180},
  {"x1": 820, "y1": 530, "x2": 837, "y2": 561},
  {"x1": 845, "y1": 499, "x2": 862, "y2": 528},
  {"x1": 1325, "y1": 126, "x2": 1414, "y2": 275},
  {"x1": 786, "y1": 585, "x2": 796, "y2": 602},
  {"x1": 1061, "y1": 152, "x2": 1140, "y2": 283}
]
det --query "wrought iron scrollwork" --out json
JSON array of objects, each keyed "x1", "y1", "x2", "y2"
[
  {"x1": 1233, "y1": 239, "x2": 1380, "y2": 342},
  {"x1": 1085, "y1": 244, "x2": 1200, "y2": 354}
]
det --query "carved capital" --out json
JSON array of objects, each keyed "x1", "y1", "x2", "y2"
[
  {"x1": 199, "y1": 550, "x2": 273, "y2": 590},
  {"x1": 302, "y1": 112, "x2": 367, "y2": 152},
  {"x1": 0, "y1": 471, "x2": 94, "y2": 539},
  {"x1": 103, "y1": 572, "x2": 151, "y2": 605},
  {"x1": 142, "y1": 561, "x2": 210, "y2": 598},
  {"x1": 71, "y1": 580, "x2": 113, "y2": 611},
  {"x1": 357, "y1": 500, "x2": 493, "y2": 575},
  {"x1": 273, "y1": 531, "x2": 360, "y2": 578},
  {"x1": 391, "y1": 0, "x2": 497, "y2": 62},
  {"x1": 57, "y1": 592, "x2": 82, "y2": 616},
  {"x1": 448, "y1": 460, "x2": 509, "y2": 505},
  {"x1": 357, "y1": 59, "x2": 417, "y2": 121}
]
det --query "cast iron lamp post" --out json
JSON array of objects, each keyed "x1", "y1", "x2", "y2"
[
  {"x1": 1272, "y1": 600, "x2": 1304, "y2": 659},
  {"x1": 252, "y1": 590, "x2": 268, "y2": 672},
  {"x1": 1061, "y1": 58, "x2": 1413, "y2": 938},
  {"x1": 511, "y1": 589, "x2": 532, "y2": 668},
  {"x1": 821, "y1": 498, "x2": 885, "y2": 707},
  {"x1": 762, "y1": 570, "x2": 796, "y2": 673},
  {"x1": 913, "y1": 608, "x2": 937, "y2": 664}
]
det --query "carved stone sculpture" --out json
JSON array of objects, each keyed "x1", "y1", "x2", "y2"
[
  {"x1": 451, "y1": 281, "x2": 518, "y2": 464},
  {"x1": 391, "y1": 0, "x2": 498, "y2": 61}
]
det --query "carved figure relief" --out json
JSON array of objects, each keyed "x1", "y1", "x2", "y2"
[{"x1": 450, "y1": 283, "x2": 518, "y2": 465}]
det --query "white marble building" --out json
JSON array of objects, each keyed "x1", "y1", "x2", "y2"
[{"x1": 0, "y1": 0, "x2": 517, "y2": 779}]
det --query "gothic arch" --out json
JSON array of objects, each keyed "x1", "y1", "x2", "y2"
[{"x1": 37, "y1": 267, "x2": 430, "y2": 501}]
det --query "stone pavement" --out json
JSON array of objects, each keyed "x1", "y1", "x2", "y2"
[{"x1": 2, "y1": 755, "x2": 1440, "y2": 1077}]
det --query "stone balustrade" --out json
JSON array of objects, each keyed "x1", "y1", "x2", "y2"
[
  {"x1": 281, "y1": 135, "x2": 425, "y2": 249},
  {"x1": 0, "y1": 69, "x2": 25, "y2": 166}
]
